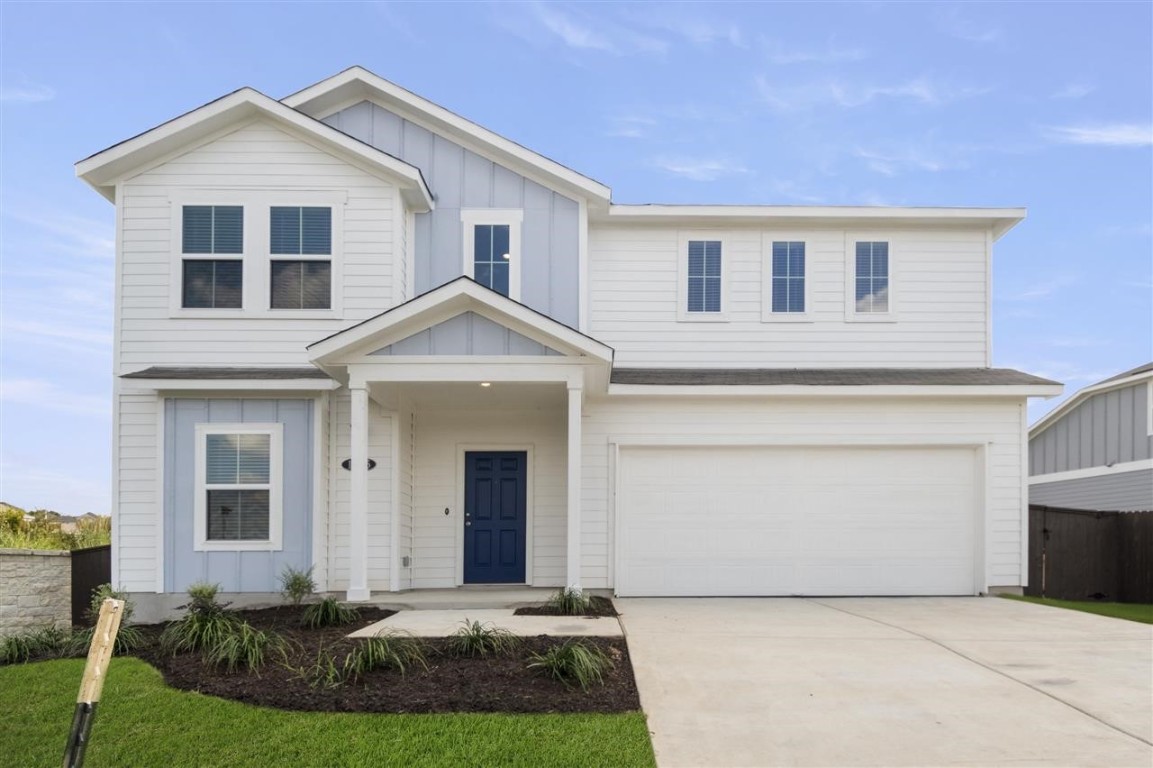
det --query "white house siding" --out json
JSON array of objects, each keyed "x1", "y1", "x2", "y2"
[
  {"x1": 588, "y1": 225, "x2": 989, "y2": 368},
  {"x1": 117, "y1": 120, "x2": 401, "y2": 372},
  {"x1": 115, "y1": 391, "x2": 162, "y2": 591},
  {"x1": 396, "y1": 409, "x2": 415, "y2": 590},
  {"x1": 580, "y1": 396, "x2": 1027, "y2": 590},
  {"x1": 409, "y1": 407, "x2": 567, "y2": 588},
  {"x1": 327, "y1": 389, "x2": 394, "y2": 591}
]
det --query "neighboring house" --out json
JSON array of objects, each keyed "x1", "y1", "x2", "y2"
[
  {"x1": 1029, "y1": 363, "x2": 1153, "y2": 511},
  {"x1": 76, "y1": 66, "x2": 1061, "y2": 616}
]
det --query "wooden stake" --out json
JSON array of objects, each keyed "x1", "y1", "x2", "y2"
[{"x1": 62, "y1": 598, "x2": 124, "y2": 768}]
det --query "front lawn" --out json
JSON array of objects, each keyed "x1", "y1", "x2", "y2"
[
  {"x1": 0, "y1": 658, "x2": 655, "y2": 768},
  {"x1": 1000, "y1": 594, "x2": 1153, "y2": 625}
]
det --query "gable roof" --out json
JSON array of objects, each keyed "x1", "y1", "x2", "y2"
[
  {"x1": 1030, "y1": 362, "x2": 1153, "y2": 437},
  {"x1": 76, "y1": 87, "x2": 433, "y2": 210},
  {"x1": 281, "y1": 66, "x2": 611, "y2": 204},
  {"x1": 307, "y1": 276, "x2": 613, "y2": 365}
]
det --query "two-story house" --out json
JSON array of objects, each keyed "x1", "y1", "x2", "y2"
[{"x1": 77, "y1": 67, "x2": 1061, "y2": 618}]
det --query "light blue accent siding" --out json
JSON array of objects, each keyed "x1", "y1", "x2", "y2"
[
  {"x1": 164, "y1": 399, "x2": 313, "y2": 593},
  {"x1": 322, "y1": 101, "x2": 580, "y2": 325},
  {"x1": 370, "y1": 311, "x2": 563, "y2": 356},
  {"x1": 1030, "y1": 469, "x2": 1153, "y2": 511},
  {"x1": 1030, "y1": 383, "x2": 1152, "y2": 474}
]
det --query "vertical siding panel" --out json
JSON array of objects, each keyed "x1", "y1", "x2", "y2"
[
  {"x1": 1135, "y1": 384, "x2": 1153, "y2": 461},
  {"x1": 370, "y1": 106, "x2": 403, "y2": 156},
  {"x1": 551, "y1": 195, "x2": 580, "y2": 325},
  {"x1": 1091, "y1": 395, "x2": 1107, "y2": 466},
  {"x1": 339, "y1": 101, "x2": 374, "y2": 143},
  {"x1": 1104, "y1": 390, "x2": 1121, "y2": 466},
  {"x1": 492, "y1": 165, "x2": 525, "y2": 208},
  {"x1": 430, "y1": 213, "x2": 461, "y2": 289},
  {"x1": 431, "y1": 136, "x2": 463, "y2": 209},
  {"x1": 1052, "y1": 420, "x2": 1067, "y2": 473},
  {"x1": 430, "y1": 313, "x2": 469, "y2": 353},
  {"x1": 1119, "y1": 387, "x2": 1135, "y2": 462},
  {"x1": 414, "y1": 212, "x2": 433, "y2": 292},
  {"x1": 462, "y1": 152, "x2": 494, "y2": 207},
  {"x1": 521, "y1": 181, "x2": 553, "y2": 316}
]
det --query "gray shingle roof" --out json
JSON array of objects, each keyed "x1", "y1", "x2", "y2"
[
  {"x1": 610, "y1": 368, "x2": 1060, "y2": 387},
  {"x1": 1100, "y1": 362, "x2": 1153, "y2": 384},
  {"x1": 122, "y1": 367, "x2": 331, "y2": 380}
]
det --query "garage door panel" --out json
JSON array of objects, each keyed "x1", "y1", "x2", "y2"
[{"x1": 617, "y1": 446, "x2": 977, "y2": 596}]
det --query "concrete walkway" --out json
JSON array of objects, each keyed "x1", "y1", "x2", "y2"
[
  {"x1": 351, "y1": 608, "x2": 622, "y2": 637},
  {"x1": 618, "y1": 597, "x2": 1153, "y2": 768}
]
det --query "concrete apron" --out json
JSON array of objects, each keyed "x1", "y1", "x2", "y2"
[
  {"x1": 617, "y1": 596, "x2": 1153, "y2": 768},
  {"x1": 350, "y1": 609, "x2": 622, "y2": 638}
]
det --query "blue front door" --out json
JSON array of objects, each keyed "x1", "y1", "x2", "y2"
[{"x1": 463, "y1": 451, "x2": 527, "y2": 584}]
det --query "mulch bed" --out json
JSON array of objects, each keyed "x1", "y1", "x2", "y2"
[
  {"x1": 514, "y1": 595, "x2": 619, "y2": 617},
  {"x1": 128, "y1": 604, "x2": 639, "y2": 714}
]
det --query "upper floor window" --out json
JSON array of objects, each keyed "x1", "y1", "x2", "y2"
[
  {"x1": 770, "y1": 241, "x2": 806, "y2": 314},
  {"x1": 182, "y1": 206, "x2": 243, "y2": 309},
  {"x1": 270, "y1": 206, "x2": 332, "y2": 310},
  {"x1": 462, "y1": 210, "x2": 522, "y2": 300},
  {"x1": 687, "y1": 240, "x2": 722, "y2": 313},
  {"x1": 194, "y1": 423, "x2": 283, "y2": 551},
  {"x1": 854, "y1": 241, "x2": 890, "y2": 314}
]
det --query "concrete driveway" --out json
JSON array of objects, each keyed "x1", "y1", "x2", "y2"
[{"x1": 617, "y1": 597, "x2": 1153, "y2": 767}]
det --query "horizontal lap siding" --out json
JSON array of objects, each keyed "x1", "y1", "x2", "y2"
[
  {"x1": 118, "y1": 121, "x2": 398, "y2": 370},
  {"x1": 117, "y1": 392, "x2": 160, "y2": 591},
  {"x1": 580, "y1": 397, "x2": 1025, "y2": 589},
  {"x1": 410, "y1": 408, "x2": 566, "y2": 588},
  {"x1": 589, "y1": 226, "x2": 989, "y2": 368},
  {"x1": 1030, "y1": 470, "x2": 1153, "y2": 511}
]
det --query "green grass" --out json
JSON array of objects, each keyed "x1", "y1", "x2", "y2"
[
  {"x1": 0, "y1": 658, "x2": 655, "y2": 768},
  {"x1": 1000, "y1": 594, "x2": 1153, "y2": 624}
]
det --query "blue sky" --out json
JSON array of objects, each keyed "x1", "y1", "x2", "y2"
[{"x1": 1, "y1": 1, "x2": 1150, "y2": 515}]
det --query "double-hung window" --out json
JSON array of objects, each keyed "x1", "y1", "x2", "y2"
[
  {"x1": 853, "y1": 240, "x2": 891, "y2": 315},
  {"x1": 769, "y1": 241, "x2": 806, "y2": 315},
  {"x1": 181, "y1": 206, "x2": 243, "y2": 309},
  {"x1": 686, "y1": 239, "x2": 723, "y2": 314},
  {"x1": 194, "y1": 424, "x2": 282, "y2": 551},
  {"x1": 462, "y1": 210, "x2": 522, "y2": 299},
  {"x1": 270, "y1": 206, "x2": 332, "y2": 310}
]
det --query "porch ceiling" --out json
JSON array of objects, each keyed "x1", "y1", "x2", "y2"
[{"x1": 369, "y1": 380, "x2": 567, "y2": 410}]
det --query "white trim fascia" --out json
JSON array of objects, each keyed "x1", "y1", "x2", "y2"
[
  {"x1": 281, "y1": 67, "x2": 611, "y2": 203},
  {"x1": 310, "y1": 393, "x2": 328, "y2": 593},
  {"x1": 154, "y1": 394, "x2": 165, "y2": 593},
  {"x1": 111, "y1": 181, "x2": 124, "y2": 589},
  {"x1": 605, "y1": 205, "x2": 1026, "y2": 240},
  {"x1": 1030, "y1": 371, "x2": 1153, "y2": 437},
  {"x1": 606, "y1": 383, "x2": 1065, "y2": 398},
  {"x1": 460, "y1": 209, "x2": 523, "y2": 301},
  {"x1": 1027, "y1": 459, "x2": 1153, "y2": 485},
  {"x1": 979, "y1": 443, "x2": 991, "y2": 593},
  {"x1": 677, "y1": 231, "x2": 731, "y2": 323},
  {"x1": 76, "y1": 88, "x2": 433, "y2": 211},
  {"x1": 609, "y1": 435, "x2": 988, "y2": 448},
  {"x1": 120, "y1": 380, "x2": 340, "y2": 393},
  {"x1": 392, "y1": 192, "x2": 406, "y2": 309},
  {"x1": 308, "y1": 278, "x2": 613, "y2": 363},
  {"x1": 761, "y1": 233, "x2": 814, "y2": 323},
  {"x1": 454, "y1": 443, "x2": 536, "y2": 587},
  {"x1": 1018, "y1": 402, "x2": 1028, "y2": 587},
  {"x1": 192, "y1": 422, "x2": 285, "y2": 552},
  {"x1": 405, "y1": 209, "x2": 416, "y2": 302},
  {"x1": 844, "y1": 233, "x2": 898, "y2": 323},
  {"x1": 349, "y1": 360, "x2": 587, "y2": 387},
  {"x1": 578, "y1": 198, "x2": 589, "y2": 333},
  {"x1": 985, "y1": 229, "x2": 993, "y2": 368}
]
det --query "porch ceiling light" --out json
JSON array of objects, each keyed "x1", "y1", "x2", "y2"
[{"x1": 480, "y1": 382, "x2": 492, "y2": 387}]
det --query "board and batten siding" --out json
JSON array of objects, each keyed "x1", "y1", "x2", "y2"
[
  {"x1": 1030, "y1": 470, "x2": 1153, "y2": 512},
  {"x1": 117, "y1": 120, "x2": 401, "y2": 371},
  {"x1": 370, "y1": 312, "x2": 563, "y2": 356},
  {"x1": 163, "y1": 399, "x2": 313, "y2": 593},
  {"x1": 322, "y1": 101, "x2": 580, "y2": 326},
  {"x1": 1030, "y1": 383, "x2": 1152, "y2": 474},
  {"x1": 579, "y1": 396, "x2": 1027, "y2": 590},
  {"x1": 588, "y1": 226, "x2": 990, "y2": 368}
]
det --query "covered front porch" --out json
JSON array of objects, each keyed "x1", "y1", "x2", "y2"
[{"x1": 307, "y1": 278, "x2": 612, "y2": 601}]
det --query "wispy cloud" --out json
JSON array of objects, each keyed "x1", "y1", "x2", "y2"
[
  {"x1": 604, "y1": 115, "x2": 657, "y2": 139},
  {"x1": 854, "y1": 146, "x2": 963, "y2": 176},
  {"x1": 631, "y1": 14, "x2": 746, "y2": 48},
  {"x1": 1044, "y1": 123, "x2": 1153, "y2": 147},
  {"x1": 652, "y1": 156, "x2": 751, "y2": 182},
  {"x1": 0, "y1": 80, "x2": 55, "y2": 103},
  {"x1": 756, "y1": 75, "x2": 988, "y2": 111},
  {"x1": 937, "y1": 7, "x2": 1003, "y2": 44},
  {"x1": 1043, "y1": 336, "x2": 1112, "y2": 349},
  {"x1": 1052, "y1": 81, "x2": 1094, "y2": 100},
  {"x1": 513, "y1": 3, "x2": 667, "y2": 56},
  {"x1": 0, "y1": 379, "x2": 110, "y2": 418},
  {"x1": 998, "y1": 274, "x2": 1079, "y2": 302},
  {"x1": 761, "y1": 38, "x2": 867, "y2": 65}
]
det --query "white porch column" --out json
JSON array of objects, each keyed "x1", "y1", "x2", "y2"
[
  {"x1": 566, "y1": 384, "x2": 583, "y2": 591},
  {"x1": 347, "y1": 384, "x2": 371, "y2": 601}
]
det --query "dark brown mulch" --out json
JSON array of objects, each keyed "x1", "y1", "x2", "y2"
[
  {"x1": 514, "y1": 595, "x2": 619, "y2": 617},
  {"x1": 131, "y1": 604, "x2": 639, "y2": 714}
]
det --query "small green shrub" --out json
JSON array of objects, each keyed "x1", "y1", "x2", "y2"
[
  {"x1": 298, "y1": 646, "x2": 345, "y2": 689},
  {"x1": 82, "y1": 584, "x2": 144, "y2": 654},
  {"x1": 343, "y1": 632, "x2": 427, "y2": 682},
  {"x1": 205, "y1": 622, "x2": 289, "y2": 674},
  {"x1": 301, "y1": 597, "x2": 360, "y2": 629},
  {"x1": 160, "y1": 582, "x2": 239, "y2": 655},
  {"x1": 527, "y1": 639, "x2": 613, "y2": 691},
  {"x1": 446, "y1": 619, "x2": 519, "y2": 657},
  {"x1": 279, "y1": 566, "x2": 316, "y2": 606},
  {"x1": 546, "y1": 587, "x2": 592, "y2": 616},
  {"x1": 0, "y1": 627, "x2": 74, "y2": 665}
]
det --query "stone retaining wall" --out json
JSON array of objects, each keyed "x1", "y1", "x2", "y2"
[{"x1": 0, "y1": 548, "x2": 72, "y2": 636}]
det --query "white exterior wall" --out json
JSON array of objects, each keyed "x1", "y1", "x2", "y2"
[
  {"x1": 580, "y1": 396, "x2": 1027, "y2": 590},
  {"x1": 588, "y1": 225, "x2": 990, "y2": 368},
  {"x1": 409, "y1": 408, "x2": 567, "y2": 588},
  {"x1": 115, "y1": 391, "x2": 162, "y2": 591},
  {"x1": 116, "y1": 120, "x2": 401, "y2": 371}
]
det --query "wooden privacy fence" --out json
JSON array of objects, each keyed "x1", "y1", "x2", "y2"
[
  {"x1": 1027, "y1": 505, "x2": 1153, "y2": 603},
  {"x1": 70, "y1": 545, "x2": 111, "y2": 625}
]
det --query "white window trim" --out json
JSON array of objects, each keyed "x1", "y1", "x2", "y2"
[
  {"x1": 844, "y1": 233, "x2": 898, "y2": 323},
  {"x1": 193, "y1": 422, "x2": 284, "y2": 552},
  {"x1": 677, "y1": 232, "x2": 730, "y2": 322},
  {"x1": 761, "y1": 233, "x2": 813, "y2": 323},
  {"x1": 169, "y1": 191, "x2": 347, "y2": 319},
  {"x1": 461, "y1": 209, "x2": 523, "y2": 301}
]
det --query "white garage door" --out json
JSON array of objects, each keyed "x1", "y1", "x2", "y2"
[{"x1": 616, "y1": 445, "x2": 978, "y2": 596}]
